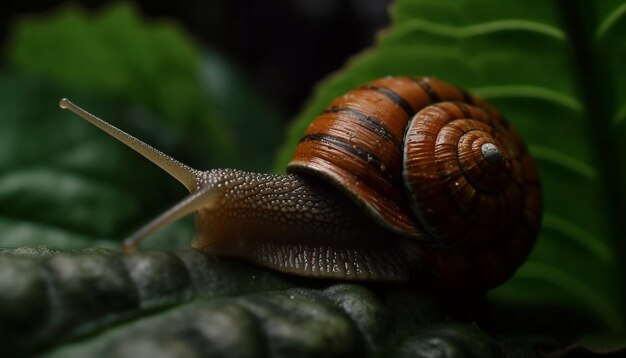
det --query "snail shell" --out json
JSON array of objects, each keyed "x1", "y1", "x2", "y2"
[
  {"x1": 59, "y1": 76, "x2": 541, "y2": 293},
  {"x1": 288, "y1": 76, "x2": 541, "y2": 291}
]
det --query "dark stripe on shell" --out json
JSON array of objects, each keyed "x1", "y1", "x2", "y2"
[
  {"x1": 361, "y1": 85, "x2": 414, "y2": 117},
  {"x1": 413, "y1": 77, "x2": 441, "y2": 102},
  {"x1": 300, "y1": 133, "x2": 393, "y2": 180},
  {"x1": 323, "y1": 106, "x2": 398, "y2": 145},
  {"x1": 458, "y1": 87, "x2": 474, "y2": 104},
  {"x1": 453, "y1": 102, "x2": 473, "y2": 119}
]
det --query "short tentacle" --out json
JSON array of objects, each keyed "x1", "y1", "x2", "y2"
[{"x1": 122, "y1": 184, "x2": 223, "y2": 253}]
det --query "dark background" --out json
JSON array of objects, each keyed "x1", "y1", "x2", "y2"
[{"x1": 0, "y1": 0, "x2": 391, "y2": 118}]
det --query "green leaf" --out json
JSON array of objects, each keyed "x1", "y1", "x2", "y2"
[
  {"x1": 7, "y1": 3, "x2": 230, "y2": 166},
  {"x1": 0, "y1": 246, "x2": 550, "y2": 357},
  {"x1": 9, "y1": 4, "x2": 196, "y2": 121},
  {"x1": 276, "y1": 0, "x2": 626, "y2": 337},
  {"x1": 7, "y1": 3, "x2": 285, "y2": 170},
  {"x1": 0, "y1": 73, "x2": 192, "y2": 248}
]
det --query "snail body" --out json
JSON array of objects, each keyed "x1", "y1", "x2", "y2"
[{"x1": 59, "y1": 76, "x2": 541, "y2": 293}]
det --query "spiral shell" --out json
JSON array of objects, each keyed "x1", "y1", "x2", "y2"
[{"x1": 288, "y1": 76, "x2": 541, "y2": 289}]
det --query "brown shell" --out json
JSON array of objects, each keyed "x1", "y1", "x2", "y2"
[{"x1": 287, "y1": 76, "x2": 541, "y2": 268}]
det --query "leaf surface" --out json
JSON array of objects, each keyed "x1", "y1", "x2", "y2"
[
  {"x1": 9, "y1": 3, "x2": 285, "y2": 171},
  {"x1": 0, "y1": 246, "x2": 553, "y2": 357},
  {"x1": 277, "y1": 0, "x2": 626, "y2": 335}
]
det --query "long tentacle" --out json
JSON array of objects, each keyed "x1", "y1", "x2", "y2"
[{"x1": 59, "y1": 98, "x2": 198, "y2": 191}]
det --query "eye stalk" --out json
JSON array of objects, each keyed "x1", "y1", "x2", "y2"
[{"x1": 58, "y1": 98, "x2": 199, "y2": 191}]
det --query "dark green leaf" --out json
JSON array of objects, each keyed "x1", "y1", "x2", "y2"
[
  {"x1": 7, "y1": 3, "x2": 230, "y2": 166},
  {"x1": 0, "y1": 73, "x2": 192, "y2": 248},
  {"x1": 0, "y1": 246, "x2": 546, "y2": 358},
  {"x1": 8, "y1": 3, "x2": 285, "y2": 170},
  {"x1": 276, "y1": 0, "x2": 626, "y2": 338},
  {"x1": 9, "y1": 4, "x2": 204, "y2": 125}
]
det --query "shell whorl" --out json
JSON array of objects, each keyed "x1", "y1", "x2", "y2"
[{"x1": 287, "y1": 76, "x2": 541, "y2": 254}]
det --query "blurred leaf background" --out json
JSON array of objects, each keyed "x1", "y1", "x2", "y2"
[
  {"x1": 0, "y1": 0, "x2": 625, "y2": 355},
  {"x1": 0, "y1": 0, "x2": 386, "y2": 249}
]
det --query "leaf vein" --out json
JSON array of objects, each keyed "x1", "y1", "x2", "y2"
[
  {"x1": 542, "y1": 213, "x2": 612, "y2": 262},
  {"x1": 472, "y1": 85, "x2": 582, "y2": 113},
  {"x1": 392, "y1": 19, "x2": 565, "y2": 40},
  {"x1": 595, "y1": 3, "x2": 626, "y2": 41},
  {"x1": 529, "y1": 145, "x2": 597, "y2": 179}
]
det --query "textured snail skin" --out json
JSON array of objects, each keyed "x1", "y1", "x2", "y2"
[
  {"x1": 60, "y1": 76, "x2": 541, "y2": 293},
  {"x1": 191, "y1": 169, "x2": 414, "y2": 283}
]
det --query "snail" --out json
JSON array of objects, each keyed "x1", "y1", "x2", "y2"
[{"x1": 59, "y1": 76, "x2": 542, "y2": 293}]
